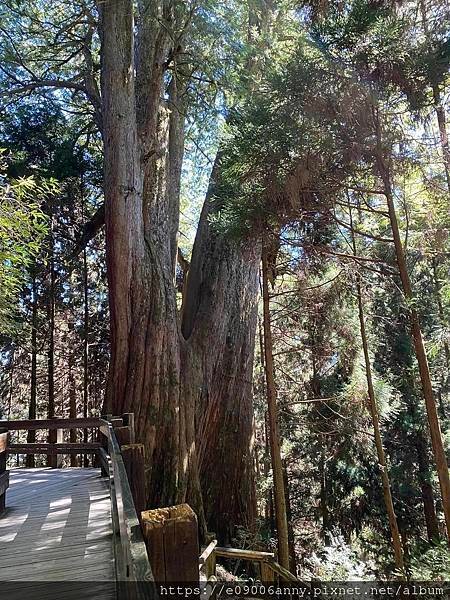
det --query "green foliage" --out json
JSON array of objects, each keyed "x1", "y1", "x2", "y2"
[
  {"x1": 407, "y1": 539, "x2": 450, "y2": 580},
  {"x1": 0, "y1": 153, "x2": 54, "y2": 333}
]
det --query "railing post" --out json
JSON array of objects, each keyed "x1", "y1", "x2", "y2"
[
  {"x1": 260, "y1": 560, "x2": 275, "y2": 582},
  {"x1": 121, "y1": 444, "x2": 146, "y2": 520},
  {"x1": 142, "y1": 504, "x2": 199, "y2": 583},
  {"x1": 122, "y1": 413, "x2": 135, "y2": 443},
  {"x1": 47, "y1": 418, "x2": 62, "y2": 468},
  {"x1": 56, "y1": 427, "x2": 63, "y2": 468},
  {"x1": 0, "y1": 428, "x2": 9, "y2": 514}
]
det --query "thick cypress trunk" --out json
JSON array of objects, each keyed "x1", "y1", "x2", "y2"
[
  {"x1": 99, "y1": 0, "x2": 204, "y2": 521},
  {"x1": 374, "y1": 107, "x2": 450, "y2": 541},
  {"x1": 181, "y1": 163, "x2": 259, "y2": 541},
  {"x1": 260, "y1": 243, "x2": 290, "y2": 569},
  {"x1": 99, "y1": 0, "x2": 260, "y2": 540}
]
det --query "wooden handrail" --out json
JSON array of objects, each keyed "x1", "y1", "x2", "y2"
[
  {"x1": 269, "y1": 560, "x2": 299, "y2": 582},
  {"x1": 214, "y1": 547, "x2": 275, "y2": 561},
  {"x1": 99, "y1": 419, "x2": 154, "y2": 596},
  {"x1": 0, "y1": 417, "x2": 102, "y2": 431},
  {"x1": 199, "y1": 540, "x2": 218, "y2": 565},
  {"x1": 200, "y1": 543, "x2": 298, "y2": 583}
]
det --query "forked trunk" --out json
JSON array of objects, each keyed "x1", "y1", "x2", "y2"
[{"x1": 99, "y1": 0, "x2": 203, "y2": 519}]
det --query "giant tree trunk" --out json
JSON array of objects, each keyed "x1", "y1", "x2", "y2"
[
  {"x1": 374, "y1": 107, "x2": 450, "y2": 541},
  {"x1": 99, "y1": 0, "x2": 205, "y2": 524},
  {"x1": 99, "y1": 0, "x2": 259, "y2": 541},
  {"x1": 179, "y1": 125, "x2": 259, "y2": 541},
  {"x1": 181, "y1": 185, "x2": 259, "y2": 540}
]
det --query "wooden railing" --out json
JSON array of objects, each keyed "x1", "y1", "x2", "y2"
[
  {"x1": 99, "y1": 417, "x2": 153, "y2": 591},
  {"x1": 0, "y1": 414, "x2": 154, "y2": 596},
  {"x1": 0, "y1": 416, "x2": 103, "y2": 466},
  {"x1": 199, "y1": 543, "x2": 298, "y2": 583},
  {"x1": 0, "y1": 427, "x2": 9, "y2": 514}
]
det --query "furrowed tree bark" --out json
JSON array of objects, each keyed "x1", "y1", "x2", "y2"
[
  {"x1": 99, "y1": 0, "x2": 204, "y2": 525},
  {"x1": 181, "y1": 167, "x2": 259, "y2": 541},
  {"x1": 261, "y1": 242, "x2": 290, "y2": 569},
  {"x1": 179, "y1": 0, "x2": 280, "y2": 540},
  {"x1": 349, "y1": 202, "x2": 405, "y2": 570},
  {"x1": 374, "y1": 107, "x2": 450, "y2": 541}
]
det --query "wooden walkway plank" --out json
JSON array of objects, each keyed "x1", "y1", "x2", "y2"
[{"x1": 0, "y1": 468, "x2": 115, "y2": 581}]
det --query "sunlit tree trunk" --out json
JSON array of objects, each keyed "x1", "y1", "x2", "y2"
[
  {"x1": 99, "y1": 0, "x2": 205, "y2": 528},
  {"x1": 349, "y1": 202, "x2": 405, "y2": 569},
  {"x1": 374, "y1": 106, "x2": 450, "y2": 541},
  {"x1": 261, "y1": 242, "x2": 290, "y2": 569},
  {"x1": 26, "y1": 274, "x2": 38, "y2": 468},
  {"x1": 69, "y1": 340, "x2": 77, "y2": 467},
  {"x1": 420, "y1": 0, "x2": 450, "y2": 190},
  {"x1": 47, "y1": 210, "x2": 56, "y2": 467}
]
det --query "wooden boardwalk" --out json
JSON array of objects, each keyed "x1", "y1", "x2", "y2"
[{"x1": 0, "y1": 468, "x2": 115, "y2": 582}]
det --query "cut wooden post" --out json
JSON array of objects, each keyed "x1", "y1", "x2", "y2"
[
  {"x1": 142, "y1": 504, "x2": 199, "y2": 583},
  {"x1": 121, "y1": 444, "x2": 146, "y2": 519},
  {"x1": 122, "y1": 413, "x2": 135, "y2": 443},
  {"x1": 114, "y1": 426, "x2": 131, "y2": 448}
]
